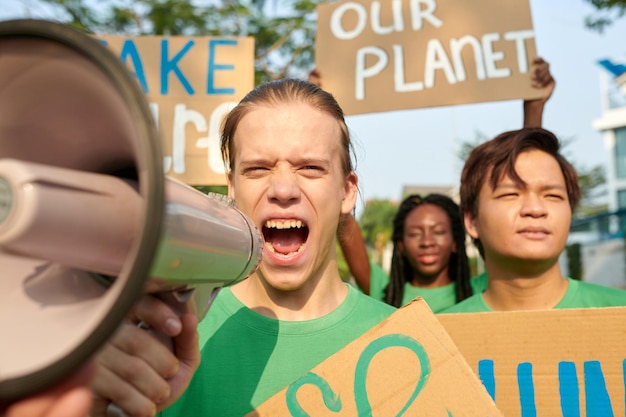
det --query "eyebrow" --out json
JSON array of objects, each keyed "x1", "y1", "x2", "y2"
[{"x1": 296, "y1": 157, "x2": 330, "y2": 165}]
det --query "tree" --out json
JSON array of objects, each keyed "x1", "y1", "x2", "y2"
[
  {"x1": 574, "y1": 164, "x2": 608, "y2": 217},
  {"x1": 584, "y1": 0, "x2": 626, "y2": 33},
  {"x1": 39, "y1": 0, "x2": 320, "y2": 83},
  {"x1": 358, "y1": 199, "x2": 398, "y2": 249},
  {"x1": 456, "y1": 130, "x2": 490, "y2": 162}
]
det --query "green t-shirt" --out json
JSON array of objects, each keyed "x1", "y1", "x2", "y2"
[
  {"x1": 368, "y1": 262, "x2": 488, "y2": 312},
  {"x1": 368, "y1": 260, "x2": 389, "y2": 301},
  {"x1": 159, "y1": 284, "x2": 395, "y2": 417},
  {"x1": 439, "y1": 278, "x2": 626, "y2": 313}
]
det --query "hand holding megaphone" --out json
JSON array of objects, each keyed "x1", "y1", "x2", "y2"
[{"x1": 90, "y1": 293, "x2": 201, "y2": 417}]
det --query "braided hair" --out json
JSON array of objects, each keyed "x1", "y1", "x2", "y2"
[{"x1": 383, "y1": 194, "x2": 472, "y2": 307}]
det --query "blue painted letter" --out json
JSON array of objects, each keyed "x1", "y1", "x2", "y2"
[
  {"x1": 558, "y1": 361, "x2": 580, "y2": 417},
  {"x1": 207, "y1": 39, "x2": 236, "y2": 95},
  {"x1": 518, "y1": 362, "x2": 536, "y2": 417},
  {"x1": 160, "y1": 39, "x2": 194, "y2": 95},
  {"x1": 584, "y1": 361, "x2": 614, "y2": 417},
  {"x1": 478, "y1": 359, "x2": 495, "y2": 400},
  {"x1": 120, "y1": 39, "x2": 149, "y2": 93}
]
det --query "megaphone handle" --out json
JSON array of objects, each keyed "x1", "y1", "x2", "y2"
[
  {"x1": 104, "y1": 325, "x2": 172, "y2": 417},
  {"x1": 105, "y1": 289, "x2": 197, "y2": 417},
  {"x1": 104, "y1": 324, "x2": 172, "y2": 417},
  {"x1": 106, "y1": 402, "x2": 131, "y2": 417}
]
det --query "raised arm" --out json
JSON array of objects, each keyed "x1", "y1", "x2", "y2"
[
  {"x1": 338, "y1": 214, "x2": 372, "y2": 294},
  {"x1": 523, "y1": 57, "x2": 555, "y2": 128}
]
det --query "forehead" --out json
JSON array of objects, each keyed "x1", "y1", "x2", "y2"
[
  {"x1": 233, "y1": 103, "x2": 342, "y2": 158},
  {"x1": 405, "y1": 203, "x2": 450, "y2": 224},
  {"x1": 489, "y1": 149, "x2": 565, "y2": 188}
]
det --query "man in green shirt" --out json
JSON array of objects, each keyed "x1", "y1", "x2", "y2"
[
  {"x1": 442, "y1": 128, "x2": 626, "y2": 313},
  {"x1": 91, "y1": 79, "x2": 395, "y2": 417}
]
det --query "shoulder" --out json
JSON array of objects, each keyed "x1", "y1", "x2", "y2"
[
  {"x1": 368, "y1": 261, "x2": 390, "y2": 295},
  {"x1": 197, "y1": 287, "x2": 252, "y2": 348},
  {"x1": 569, "y1": 278, "x2": 626, "y2": 306},
  {"x1": 438, "y1": 293, "x2": 488, "y2": 314},
  {"x1": 349, "y1": 285, "x2": 396, "y2": 317},
  {"x1": 369, "y1": 260, "x2": 388, "y2": 279},
  {"x1": 469, "y1": 272, "x2": 488, "y2": 292}
]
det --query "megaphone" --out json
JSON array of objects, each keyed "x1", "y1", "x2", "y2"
[{"x1": 0, "y1": 19, "x2": 263, "y2": 404}]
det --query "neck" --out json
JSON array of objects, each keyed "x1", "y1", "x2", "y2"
[
  {"x1": 230, "y1": 265, "x2": 349, "y2": 321},
  {"x1": 482, "y1": 258, "x2": 568, "y2": 311},
  {"x1": 411, "y1": 270, "x2": 452, "y2": 288}
]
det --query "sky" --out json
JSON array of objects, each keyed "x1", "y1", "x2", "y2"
[{"x1": 2, "y1": 0, "x2": 626, "y2": 217}]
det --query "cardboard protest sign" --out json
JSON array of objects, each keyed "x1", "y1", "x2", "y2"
[
  {"x1": 100, "y1": 35, "x2": 254, "y2": 185},
  {"x1": 316, "y1": 0, "x2": 542, "y2": 115},
  {"x1": 438, "y1": 307, "x2": 626, "y2": 417},
  {"x1": 248, "y1": 298, "x2": 503, "y2": 416}
]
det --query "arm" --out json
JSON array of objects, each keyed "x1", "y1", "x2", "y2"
[
  {"x1": 338, "y1": 214, "x2": 372, "y2": 294},
  {"x1": 308, "y1": 69, "x2": 322, "y2": 88},
  {"x1": 90, "y1": 294, "x2": 200, "y2": 417},
  {"x1": 523, "y1": 57, "x2": 555, "y2": 128}
]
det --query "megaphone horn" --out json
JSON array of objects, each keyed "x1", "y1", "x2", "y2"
[
  {"x1": 0, "y1": 18, "x2": 165, "y2": 403},
  {"x1": 0, "y1": 19, "x2": 263, "y2": 404}
]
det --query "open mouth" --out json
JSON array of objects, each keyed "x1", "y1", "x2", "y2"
[{"x1": 263, "y1": 219, "x2": 309, "y2": 256}]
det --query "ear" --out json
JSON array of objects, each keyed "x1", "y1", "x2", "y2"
[
  {"x1": 340, "y1": 171, "x2": 358, "y2": 215},
  {"x1": 451, "y1": 239, "x2": 458, "y2": 254},
  {"x1": 464, "y1": 211, "x2": 479, "y2": 240},
  {"x1": 227, "y1": 172, "x2": 235, "y2": 200}
]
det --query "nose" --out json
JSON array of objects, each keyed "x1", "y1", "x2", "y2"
[
  {"x1": 520, "y1": 193, "x2": 547, "y2": 218},
  {"x1": 418, "y1": 231, "x2": 435, "y2": 247},
  {"x1": 267, "y1": 168, "x2": 300, "y2": 204}
]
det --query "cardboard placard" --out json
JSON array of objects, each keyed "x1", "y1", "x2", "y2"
[
  {"x1": 99, "y1": 35, "x2": 254, "y2": 185},
  {"x1": 248, "y1": 298, "x2": 503, "y2": 416},
  {"x1": 438, "y1": 307, "x2": 626, "y2": 417},
  {"x1": 316, "y1": 0, "x2": 542, "y2": 115}
]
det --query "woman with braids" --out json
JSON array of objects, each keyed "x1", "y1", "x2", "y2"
[
  {"x1": 382, "y1": 193, "x2": 486, "y2": 310},
  {"x1": 340, "y1": 193, "x2": 486, "y2": 311}
]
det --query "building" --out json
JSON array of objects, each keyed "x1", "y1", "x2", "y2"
[
  {"x1": 401, "y1": 184, "x2": 458, "y2": 201},
  {"x1": 564, "y1": 59, "x2": 626, "y2": 289},
  {"x1": 594, "y1": 58, "x2": 626, "y2": 211}
]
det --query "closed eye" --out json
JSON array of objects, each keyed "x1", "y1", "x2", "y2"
[
  {"x1": 546, "y1": 193, "x2": 566, "y2": 200},
  {"x1": 242, "y1": 166, "x2": 270, "y2": 177},
  {"x1": 496, "y1": 192, "x2": 518, "y2": 199},
  {"x1": 299, "y1": 165, "x2": 326, "y2": 177}
]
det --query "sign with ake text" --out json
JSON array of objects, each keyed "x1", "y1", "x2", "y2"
[
  {"x1": 100, "y1": 35, "x2": 254, "y2": 185},
  {"x1": 316, "y1": 0, "x2": 542, "y2": 115}
]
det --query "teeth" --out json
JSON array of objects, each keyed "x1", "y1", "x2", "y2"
[{"x1": 264, "y1": 219, "x2": 303, "y2": 229}]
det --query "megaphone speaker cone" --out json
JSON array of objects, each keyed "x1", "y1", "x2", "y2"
[{"x1": 0, "y1": 19, "x2": 164, "y2": 402}]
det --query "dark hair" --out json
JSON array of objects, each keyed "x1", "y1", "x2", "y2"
[
  {"x1": 460, "y1": 127, "x2": 581, "y2": 257},
  {"x1": 384, "y1": 193, "x2": 472, "y2": 307},
  {"x1": 220, "y1": 78, "x2": 354, "y2": 177}
]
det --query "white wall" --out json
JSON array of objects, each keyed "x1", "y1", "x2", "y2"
[{"x1": 561, "y1": 239, "x2": 626, "y2": 289}]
